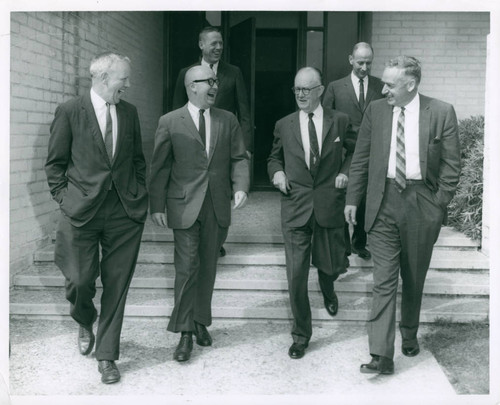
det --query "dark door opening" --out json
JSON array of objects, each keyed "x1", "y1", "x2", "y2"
[{"x1": 253, "y1": 29, "x2": 298, "y2": 190}]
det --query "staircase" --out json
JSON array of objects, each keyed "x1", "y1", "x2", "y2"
[{"x1": 10, "y1": 192, "x2": 490, "y2": 323}]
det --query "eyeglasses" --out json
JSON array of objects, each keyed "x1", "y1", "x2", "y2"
[
  {"x1": 192, "y1": 78, "x2": 219, "y2": 87},
  {"x1": 291, "y1": 85, "x2": 321, "y2": 96}
]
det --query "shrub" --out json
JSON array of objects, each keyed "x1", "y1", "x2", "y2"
[{"x1": 447, "y1": 115, "x2": 484, "y2": 241}]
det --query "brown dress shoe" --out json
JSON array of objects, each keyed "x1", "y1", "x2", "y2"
[
  {"x1": 174, "y1": 333, "x2": 193, "y2": 362},
  {"x1": 78, "y1": 325, "x2": 95, "y2": 356},
  {"x1": 360, "y1": 355, "x2": 394, "y2": 374},
  {"x1": 194, "y1": 321, "x2": 212, "y2": 346},
  {"x1": 98, "y1": 360, "x2": 121, "y2": 384}
]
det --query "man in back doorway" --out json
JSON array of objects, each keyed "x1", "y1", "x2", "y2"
[
  {"x1": 323, "y1": 42, "x2": 384, "y2": 262},
  {"x1": 172, "y1": 26, "x2": 252, "y2": 257}
]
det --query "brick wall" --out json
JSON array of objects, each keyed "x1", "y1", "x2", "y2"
[
  {"x1": 10, "y1": 12, "x2": 164, "y2": 281},
  {"x1": 371, "y1": 12, "x2": 490, "y2": 119}
]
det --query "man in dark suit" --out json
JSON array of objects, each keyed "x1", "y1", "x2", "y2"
[
  {"x1": 268, "y1": 67, "x2": 354, "y2": 359},
  {"x1": 149, "y1": 65, "x2": 249, "y2": 362},
  {"x1": 345, "y1": 56, "x2": 460, "y2": 374},
  {"x1": 323, "y1": 42, "x2": 384, "y2": 261},
  {"x1": 45, "y1": 52, "x2": 149, "y2": 384},
  {"x1": 172, "y1": 26, "x2": 251, "y2": 257}
]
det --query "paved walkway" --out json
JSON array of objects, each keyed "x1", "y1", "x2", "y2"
[{"x1": 8, "y1": 317, "x2": 457, "y2": 404}]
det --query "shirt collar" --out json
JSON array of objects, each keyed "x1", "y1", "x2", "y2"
[
  {"x1": 90, "y1": 88, "x2": 107, "y2": 109},
  {"x1": 201, "y1": 59, "x2": 219, "y2": 70},
  {"x1": 351, "y1": 72, "x2": 367, "y2": 86},
  {"x1": 188, "y1": 101, "x2": 210, "y2": 115},
  {"x1": 300, "y1": 104, "x2": 323, "y2": 120},
  {"x1": 394, "y1": 92, "x2": 420, "y2": 114}
]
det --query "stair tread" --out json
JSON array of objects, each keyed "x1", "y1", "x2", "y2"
[
  {"x1": 34, "y1": 242, "x2": 490, "y2": 269},
  {"x1": 14, "y1": 263, "x2": 490, "y2": 294}
]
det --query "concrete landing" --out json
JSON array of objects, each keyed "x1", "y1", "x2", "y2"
[{"x1": 9, "y1": 318, "x2": 457, "y2": 404}]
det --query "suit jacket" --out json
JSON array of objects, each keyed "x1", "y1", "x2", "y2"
[
  {"x1": 322, "y1": 74, "x2": 384, "y2": 136},
  {"x1": 148, "y1": 106, "x2": 250, "y2": 229},
  {"x1": 172, "y1": 60, "x2": 253, "y2": 152},
  {"x1": 267, "y1": 108, "x2": 355, "y2": 229},
  {"x1": 45, "y1": 92, "x2": 149, "y2": 227},
  {"x1": 346, "y1": 94, "x2": 461, "y2": 232}
]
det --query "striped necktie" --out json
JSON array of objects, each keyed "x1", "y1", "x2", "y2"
[{"x1": 395, "y1": 107, "x2": 406, "y2": 191}]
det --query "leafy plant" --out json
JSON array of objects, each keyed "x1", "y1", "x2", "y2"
[{"x1": 447, "y1": 115, "x2": 484, "y2": 241}]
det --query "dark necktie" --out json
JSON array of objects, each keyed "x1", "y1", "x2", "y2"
[
  {"x1": 308, "y1": 112, "x2": 320, "y2": 178},
  {"x1": 395, "y1": 107, "x2": 406, "y2": 192},
  {"x1": 209, "y1": 63, "x2": 214, "y2": 71},
  {"x1": 104, "y1": 103, "x2": 113, "y2": 161},
  {"x1": 199, "y1": 109, "x2": 206, "y2": 147},
  {"x1": 359, "y1": 79, "x2": 365, "y2": 111}
]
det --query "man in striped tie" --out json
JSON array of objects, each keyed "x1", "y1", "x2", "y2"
[{"x1": 345, "y1": 56, "x2": 461, "y2": 374}]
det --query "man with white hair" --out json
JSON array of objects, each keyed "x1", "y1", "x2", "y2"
[
  {"x1": 149, "y1": 65, "x2": 249, "y2": 363},
  {"x1": 45, "y1": 52, "x2": 149, "y2": 384}
]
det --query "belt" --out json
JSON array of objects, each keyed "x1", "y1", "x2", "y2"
[{"x1": 386, "y1": 178, "x2": 424, "y2": 186}]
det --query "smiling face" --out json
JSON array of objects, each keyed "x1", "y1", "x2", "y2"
[
  {"x1": 199, "y1": 31, "x2": 223, "y2": 64},
  {"x1": 381, "y1": 66, "x2": 416, "y2": 107},
  {"x1": 294, "y1": 68, "x2": 324, "y2": 114},
  {"x1": 185, "y1": 65, "x2": 218, "y2": 109},
  {"x1": 101, "y1": 60, "x2": 131, "y2": 104}
]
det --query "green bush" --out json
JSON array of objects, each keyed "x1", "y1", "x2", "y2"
[{"x1": 447, "y1": 115, "x2": 484, "y2": 241}]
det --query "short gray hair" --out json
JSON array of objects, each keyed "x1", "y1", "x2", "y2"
[
  {"x1": 90, "y1": 52, "x2": 131, "y2": 79},
  {"x1": 386, "y1": 55, "x2": 421, "y2": 85}
]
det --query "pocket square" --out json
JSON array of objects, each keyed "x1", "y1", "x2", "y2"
[{"x1": 334, "y1": 137, "x2": 340, "y2": 142}]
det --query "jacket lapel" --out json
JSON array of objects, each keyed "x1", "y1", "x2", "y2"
[
  {"x1": 418, "y1": 95, "x2": 431, "y2": 180},
  {"x1": 345, "y1": 77, "x2": 361, "y2": 113},
  {"x1": 365, "y1": 76, "x2": 379, "y2": 111},
  {"x1": 180, "y1": 105, "x2": 206, "y2": 148},
  {"x1": 290, "y1": 111, "x2": 304, "y2": 153},
  {"x1": 208, "y1": 109, "x2": 219, "y2": 166},
  {"x1": 381, "y1": 103, "x2": 393, "y2": 168},
  {"x1": 81, "y1": 93, "x2": 111, "y2": 166},
  {"x1": 216, "y1": 61, "x2": 226, "y2": 88},
  {"x1": 113, "y1": 102, "x2": 127, "y2": 165},
  {"x1": 321, "y1": 109, "x2": 335, "y2": 152}
]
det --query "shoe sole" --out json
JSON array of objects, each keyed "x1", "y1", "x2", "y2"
[
  {"x1": 402, "y1": 348, "x2": 420, "y2": 357},
  {"x1": 360, "y1": 367, "x2": 394, "y2": 375},
  {"x1": 78, "y1": 334, "x2": 95, "y2": 356}
]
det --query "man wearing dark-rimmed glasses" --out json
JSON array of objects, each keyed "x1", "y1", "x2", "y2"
[
  {"x1": 149, "y1": 65, "x2": 249, "y2": 362},
  {"x1": 268, "y1": 67, "x2": 355, "y2": 359}
]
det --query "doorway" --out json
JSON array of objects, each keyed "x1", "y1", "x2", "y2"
[{"x1": 253, "y1": 29, "x2": 298, "y2": 189}]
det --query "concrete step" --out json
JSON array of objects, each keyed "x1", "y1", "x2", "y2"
[
  {"x1": 50, "y1": 224, "x2": 480, "y2": 249},
  {"x1": 13, "y1": 263, "x2": 490, "y2": 296},
  {"x1": 33, "y1": 242, "x2": 490, "y2": 270},
  {"x1": 9, "y1": 287, "x2": 489, "y2": 323}
]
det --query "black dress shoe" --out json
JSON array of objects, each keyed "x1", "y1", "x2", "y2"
[
  {"x1": 98, "y1": 360, "x2": 121, "y2": 384},
  {"x1": 402, "y1": 343, "x2": 420, "y2": 357},
  {"x1": 288, "y1": 342, "x2": 308, "y2": 359},
  {"x1": 78, "y1": 324, "x2": 95, "y2": 356},
  {"x1": 360, "y1": 355, "x2": 394, "y2": 375},
  {"x1": 324, "y1": 291, "x2": 339, "y2": 316},
  {"x1": 174, "y1": 333, "x2": 193, "y2": 362},
  {"x1": 194, "y1": 321, "x2": 212, "y2": 346},
  {"x1": 219, "y1": 246, "x2": 226, "y2": 257},
  {"x1": 352, "y1": 247, "x2": 371, "y2": 260}
]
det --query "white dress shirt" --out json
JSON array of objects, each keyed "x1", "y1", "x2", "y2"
[
  {"x1": 90, "y1": 88, "x2": 117, "y2": 157},
  {"x1": 202, "y1": 59, "x2": 219, "y2": 75},
  {"x1": 387, "y1": 93, "x2": 422, "y2": 180},
  {"x1": 187, "y1": 101, "x2": 211, "y2": 156},
  {"x1": 351, "y1": 72, "x2": 368, "y2": 102},
  {"x1": 299, "y1": 105, "x2": 324, "y2": 169}
]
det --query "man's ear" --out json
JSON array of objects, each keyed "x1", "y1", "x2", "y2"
[{"x1": 406, "y1": 78, "x2": 416, "y2": 92}]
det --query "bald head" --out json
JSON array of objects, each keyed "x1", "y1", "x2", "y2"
[
  {"x1": 185, "y1": 65, "x2": 218, "y2": 109},
  {"x1": 349, "y1": 42, "x2": 374, "y2": 79}
]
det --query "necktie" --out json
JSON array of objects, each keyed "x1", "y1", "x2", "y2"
[
  {"x1": 359, "y1": 79, "x2": 365, "y2": 111},
  {"x1": 209, "y1": 63, "x2": 214, "y2": 71},
  {"x1": 104, "y1": 103, "x2": 113, "y2": 161},
  {"x1": 199, "y1": 109, "x2": 206, "y2": 147},
  {"x1": 395, "y1": 107, "x2": 406, "y2": 192},
  {"x1": 308, "y1": 112, "x2": 320, "y2": 178}
]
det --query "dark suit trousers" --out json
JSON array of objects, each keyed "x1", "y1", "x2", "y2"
[
  {"x1": 282, "y1": 214, "x2": 346, "y2": 344},
  {"x1": 54, "y1": 187, "x2": 144, "y2": 360},
  {"x1": 168, "y1": 189, "x2": 228, "y2": 333},
  {"x1": 367, "y1": 180, "x2": 444, "y2": 359}
]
